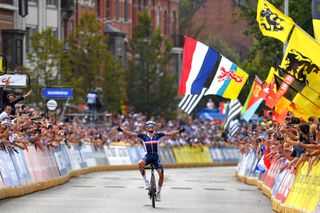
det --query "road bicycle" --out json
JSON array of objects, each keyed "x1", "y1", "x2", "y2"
[{"x1": 145, "y1": 163, "x2": 157, "y2": 208}]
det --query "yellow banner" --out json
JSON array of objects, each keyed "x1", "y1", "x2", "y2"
[
  {"x1": 280, "y1": 26, "x2": 320, "y2": 118},
  {"x1": 256, "y1": 0, "x2": 295, "y2": 43},
  {"x1": 172, "y1": 146, "x2": 212, "y2": 163},
  {"x1": 285, "y1": 162, "x2": 320, "y2": 212},
  {"x1": 313, "y1": 19, "x2": 320, "y2": 42}
]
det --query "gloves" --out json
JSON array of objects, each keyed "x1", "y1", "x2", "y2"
[
  {"x1": 117, "y1": 126, "x2": 123, "y2": 132},
  {"x1": 179, "y1": 127, "x2": 186, "y2": 134}
]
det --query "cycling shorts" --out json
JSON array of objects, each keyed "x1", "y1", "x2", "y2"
[{"x1": 142, "y1": 153, "x2": 163, "y2": 169}]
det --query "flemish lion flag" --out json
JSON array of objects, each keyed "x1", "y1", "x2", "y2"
[
  {"x1": 280, "y1": 26, "x2": 320, "y2": 102},
  {"x1": 312, "y1": 0, "x2": 320, "y2": 41},
  {"x1": 256, "y1": 0, "x2": 295, "y2": 43}
]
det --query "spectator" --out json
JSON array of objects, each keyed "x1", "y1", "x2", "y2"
[
  {"x1": 0, "y1": 105, "x2": 12, "y2": 120},
  {"x1": 3, "y1": 89, "x2": 32, "y2": 115}
]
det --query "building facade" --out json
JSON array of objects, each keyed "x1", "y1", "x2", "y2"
[
  {"x1": 0, "y1": 0, "x2": 181, "y2": 73},
  {"x1": 183, "y1": 0, "x2": 253, "y2": 57}
]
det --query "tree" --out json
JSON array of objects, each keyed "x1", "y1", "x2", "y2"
[
  {"x1": 61, "y1": 13, "x2": 123, "y2": 113},
  {"x1": 126, "y1": 11, "x2": 177, "y2": 118},
  {"x1": 27, "y1": 28, "x2": 63, "y2": 102}
]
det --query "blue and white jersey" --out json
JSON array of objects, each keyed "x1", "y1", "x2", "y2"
[{"x1": 137, "y1": 132, "x2": 165, "y2": 155}]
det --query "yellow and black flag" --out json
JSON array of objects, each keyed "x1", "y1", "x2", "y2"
[
  {"x1": 280, "y1": 26, "x2": 320, "y2": 94},
  {"x1": 312, "y1": 0, "x2": 320, "y2": 41},
  {"x1": 256, "y1": 0, "x2": 295, "y2": 43}
]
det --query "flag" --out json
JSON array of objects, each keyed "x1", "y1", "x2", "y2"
[
  {"x1": 274, "y1": 71, "x2": 320, "y2": 119},
  {"x1": 205, "y1": 56, "x2": 248, "y2": 100},
  {"x1": 281, "y1": 26, "x2": 320, "y2": 93},
  {"x1": 228, "y1": 119, "x2": 240, "y2": 138},
  {"x1": 312, "y1": 0, "x2": 320, "y2": 41},
  {"x1": 256, "y1": 0, "x2": 295, "y2": 43},
  {"x1": 219, "y1": 102, "x2": 228, "y2": 114},
  {"x1": 280, "y1": 26, "x2": 320, "y2": 118},
  {"x1": 264, "y1": 67, "x2": 278, "y2": 108},
  {"x1": 179, "y1": 37, "x2": 220, "y2": 95},
  {"x1": 224, "y1": 99, "x2": 242, "y2": 130},
  {"x1": 178, "y1": 88, "x2": 207, "y2": 114},
  {"x1": 241, "y1": 76, "x2": 264, "y2": 122}
]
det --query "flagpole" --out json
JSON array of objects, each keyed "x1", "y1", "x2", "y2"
[{"x1": 283, "y1": 0, "x2": 289, "y2": 54}]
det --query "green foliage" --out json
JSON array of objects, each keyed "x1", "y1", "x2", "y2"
[
  {"x1": 126, "y1": 10, "x2": 177, "y2": 118},
  {"x1": 26, "y1": 28, "x2": 63, "y2": 103},
  {"x1": 61, "y1": 13, "x2": 123, "y2": 113},
  {"x1": 205, "y1": 36, "x2": 241, "y2": 65}
]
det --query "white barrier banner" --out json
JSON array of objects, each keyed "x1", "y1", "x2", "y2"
[{"x1": 104, "y1": 146, "x2": 132, "y2": 165}]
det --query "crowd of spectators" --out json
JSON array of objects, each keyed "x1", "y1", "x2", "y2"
[
  {"x1": 237, "y1": 114, "x2": 320, "y2": 175},
  {"x1": 0, "y1": 86, "x2": 229, "y2": 153}
]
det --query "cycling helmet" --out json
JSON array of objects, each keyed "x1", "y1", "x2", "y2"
[{"x1": 146, "y1": 120, "x2": 156, "y2": 128}]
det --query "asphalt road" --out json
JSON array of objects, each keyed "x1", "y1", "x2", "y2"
[{"x1": 0, "y1": 166, "x2": 272, "y2": 213}]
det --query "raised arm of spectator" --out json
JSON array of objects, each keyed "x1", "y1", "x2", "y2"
[
  {"x1": 295, "y1": 142, "x2": 320, "y2": 150},
  {"x1": 23, "y1": 89, "x2": 32, "y2": 99},
  {"x1": 117, "y1": 126, "x2": 137, "y2": 137}
]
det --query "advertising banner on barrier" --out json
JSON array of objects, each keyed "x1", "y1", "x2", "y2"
[
  {"x1": 23, "y1": 146, "x2": 43, "y2": 182},
  {"x1": 104, "y1": 146, "x2": 132, "y2": 165},
  {"x1": 36, "y1": 148, "x2": 60, "y2": 180},
  {"x1": 53, "y1": 145, "x2": 73, "y2": 176},
  {"x1": 209, "y1": 147, "x2": 225, "y2": 162},
  {"x1": 172, "y1": 146, "x2": 212, "y2": 163},
  {"x1": 73, "y1": 144, "x2": 88, "y2": 168},
  {"x1": 127, "y1": 146, "x2": 142, "y2": 164},
  {"x1": 93, "y1": 147, "x2": 109, "y2": 166},
  {"x1": 159, "y1": 146, "x2": 176, "y2": 164},
  {"x1": 284, "y1": 162, "x2": 320, "y2": 211},
  {"x1": 66, "y1": 145, "x2": 87, "y2": 169},
  {"x1": 0, "y1": 175, "x2": 4, "y2": 188},
  {"x1": 9, "y1": 148, "x2": 32, "y2": 185},
  {"x1": 79, "y1": 144, "x2": 98, "y2": 167},
  {"x1": 0, "y1": 150, "x2": 20, "y2": 187}
]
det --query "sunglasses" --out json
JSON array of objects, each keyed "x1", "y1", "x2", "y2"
[{"x1": 146, "y1": 125, "x2": 155, "y2": 128}]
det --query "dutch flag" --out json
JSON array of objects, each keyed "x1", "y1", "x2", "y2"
[{"x1": 178, "y1": 37, "x2": 220, "y2": 95}]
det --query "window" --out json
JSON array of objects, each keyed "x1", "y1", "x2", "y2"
[
  {"x1": 156, "y1": 6, "x2": 160, "y2": 27},
  {"x1": 46, "y1": 0, "x2": 57, "y2": 6},
  {"x1": 97, "y1": 0, "x2": 100, "y2": 17},
  {"x1": 138, "y1": 0, "x2": 141, "y2": 10},
  {"x1": 124, "y1": 0, "x2": 128, "y2": 21},
  {"x1": 172, "y1": 11, "x2": 177, "y2": 35},
  {"x1": 116, "y1": 0, "x2": 119, "y2": 20},
  {"x1": 26, "y1": 27, "x2": 37, "y2": 53},
  {"x1": 143, "y1": 0, "x2": 148, "y2": 7},
  {"x1": 106, "y1": 0, "x2": 110, "y2": 19},
  {"x1": 28, "y1": 0, "x2": 38, "y2": 4},
  {"x1": 2, "y1": 30, "x2": 25, "y2": 71},
  {"x1": 164, "y1": 10, "x2": 168, "y2": 35}
]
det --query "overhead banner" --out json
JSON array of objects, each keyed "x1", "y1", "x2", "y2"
[{"x1": 0, "y1": 73, "x2": 29, "y2": 88}]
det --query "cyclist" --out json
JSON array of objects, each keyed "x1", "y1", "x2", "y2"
[{"x1": 117, "y1": 120, "x2": 185, "y2": 202}]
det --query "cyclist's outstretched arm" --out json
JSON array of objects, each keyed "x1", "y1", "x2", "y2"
[
  {"x1": 165, "y1": 127, "x2": 185, "y2": 137},
  {"x1": 117, "y1": 126, "x2": 137, "y2": 137}
]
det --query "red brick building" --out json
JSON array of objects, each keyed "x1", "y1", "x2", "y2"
[
  {"x1": 183, "y1": 0, "x2": 253, "y2": 56},
  {"x1": 62, "y1": 0, "x2": 181, "y2": 59}
]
